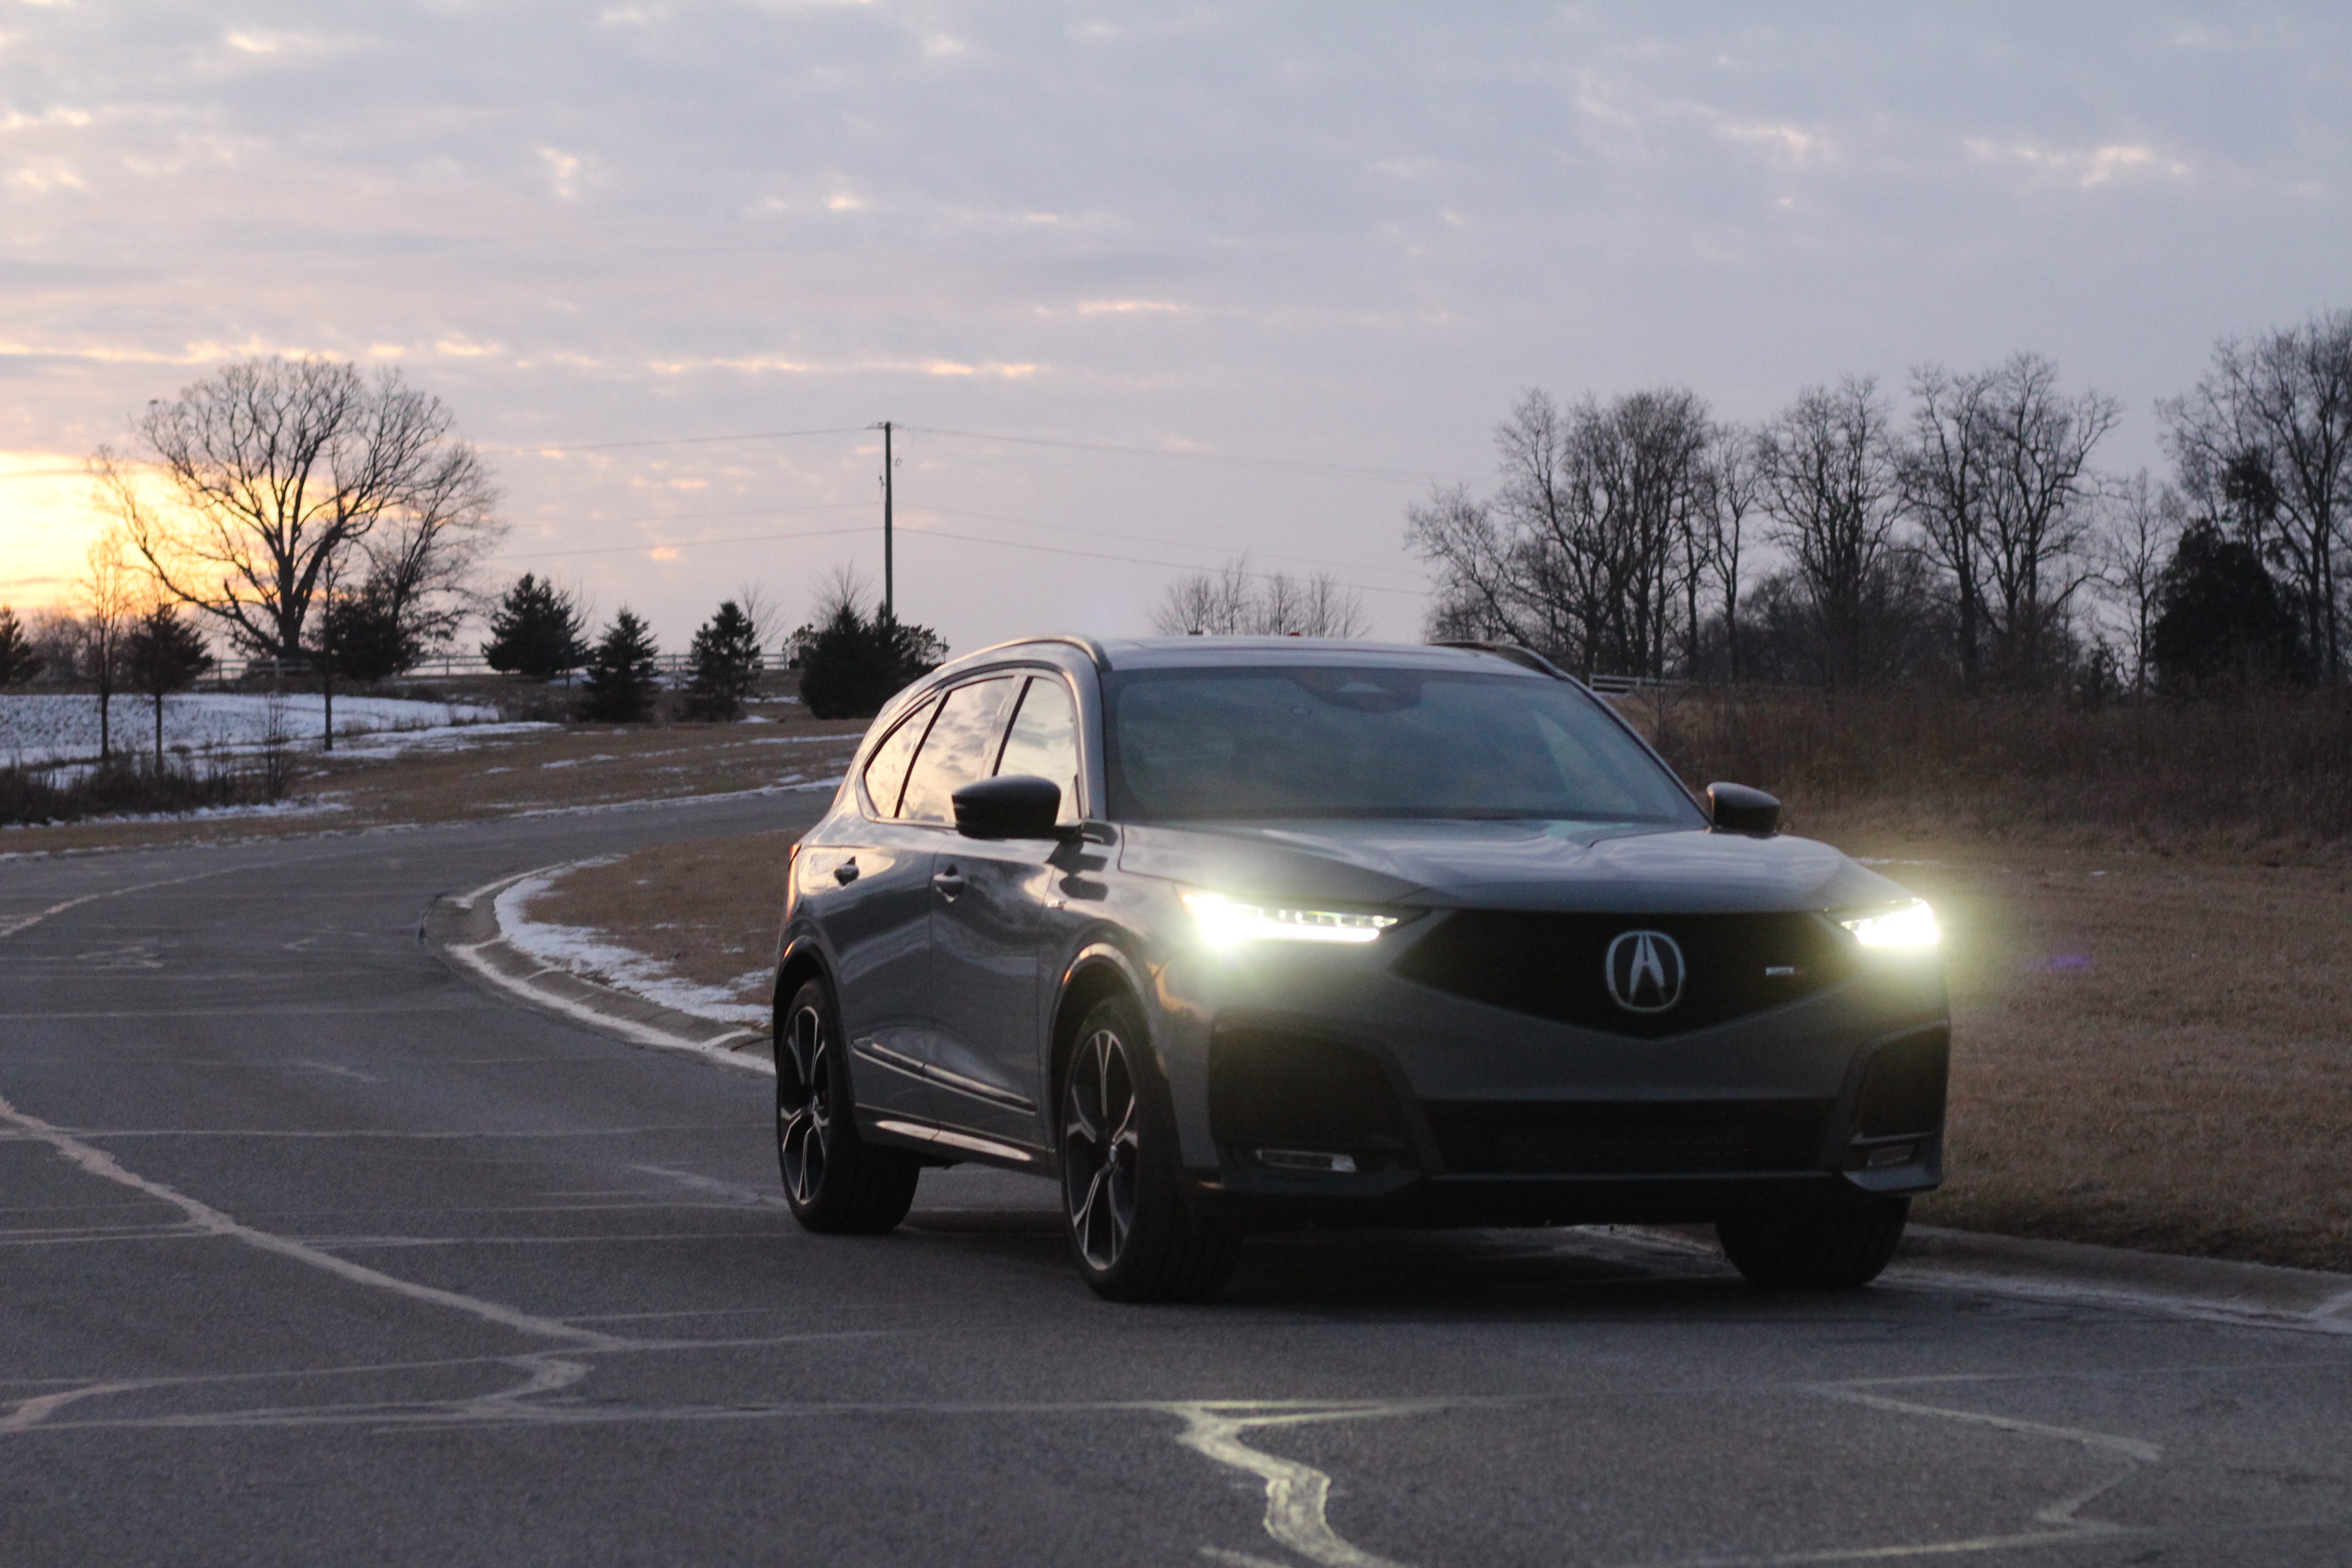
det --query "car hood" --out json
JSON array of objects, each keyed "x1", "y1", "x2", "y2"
[{"x1": 1115, "y1": 818, "x2": 1905, "y2": 915}]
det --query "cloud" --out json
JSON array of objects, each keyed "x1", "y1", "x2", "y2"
[{"x1": 1966, "y1": 137, "x2": 2192, "y2": 186}]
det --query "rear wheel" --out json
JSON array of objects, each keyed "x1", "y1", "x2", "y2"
[
  {"x1": 1718, "y1": 1198, "x2": 1908, "y2": 1289},
  {"x1": 1060, "y1": 996, "x2": 1240, "y2": 1303},
  {"x1": 775, "y1": 977, "x2": 921, "y2": 1234}
]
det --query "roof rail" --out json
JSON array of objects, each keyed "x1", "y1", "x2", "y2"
[
  {"x1": 956, "y1": 634, "x2": 1113, "y2": 672},
  {"x1": 1430, "y1": 641, "x2": 1575, "y2": 682}
]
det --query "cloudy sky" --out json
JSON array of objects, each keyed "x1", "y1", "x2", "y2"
[{"x1": 2, "y1": 3, "x2": 2346, "y2": 655}]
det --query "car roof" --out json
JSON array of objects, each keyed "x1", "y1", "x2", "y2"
[{"x1": 935, "y1": 635, "x2": 1560, "y2": 679}]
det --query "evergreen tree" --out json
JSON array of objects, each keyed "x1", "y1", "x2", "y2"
[
  {"x1": 2151, "y1": 521, "x2": 2307, "y2": 690},
  {"x1": 321, "y1": 580, "x2": 424, "y2": 683},
  {"x1": 0, "y1": 606, "x2": 40, "y2": 686},
  {"x1": 794, "y1": 602, "x2": 947, "y2": 719},
  {"x1": 682, "y1": 599, "x2": 763, "y2": 721},
  {"x1": 122, "y1": 604, "x2": 214, "y2": 769},
  {"x1": 482, "y1": 574, "x2": 590, "y2": 681},
  {"x1": 581, "y1": 608, "x2": 661, "y2": 722}
]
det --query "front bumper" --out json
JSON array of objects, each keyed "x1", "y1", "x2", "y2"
[{"x1": 1142, "y1": 913, "x2": 1950, "y2": 1227}]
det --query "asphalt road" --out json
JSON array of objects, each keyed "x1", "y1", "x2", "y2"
[{"x1": 3, "y1": 796, "x2": 2348, "y2": 1567}]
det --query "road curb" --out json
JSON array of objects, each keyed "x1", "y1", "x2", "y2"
[
  {"x1": 423, "y1": 866, "x2": 2352, "y2": 1334},
  {"x1": 419, "y1": 867, "x2": 777, "y2": 1080}
]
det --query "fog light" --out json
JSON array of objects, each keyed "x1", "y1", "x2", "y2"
[
  {"x1": 1256, "y1": 1148, "x2": 1357, "y2": 1174},
  {"x1": 1865, "y1": 1143, "x2": 1916, "y2": 1168}
]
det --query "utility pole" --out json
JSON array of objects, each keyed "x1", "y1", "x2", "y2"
[{"x1": 873, "y1": 420, "x2": 894, "y2": 620}]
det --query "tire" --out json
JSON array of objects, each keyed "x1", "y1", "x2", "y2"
[
  {"x1": 775, "y1": 977, "x2": 921, "y2": 1234},
  {"x1": 1717, "y1": 1198, "x2": 1909, "y2": 1289},
  {"x1": 1059, "y1": 995, "x2": 1241, "y2": 1303}
]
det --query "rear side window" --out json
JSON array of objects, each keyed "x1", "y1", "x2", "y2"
[
  {"x1": 898, "y1": 677, "x2": 1019, "y2": 823},
  {"x1": 993, "y1": 676, "x2": 1082, "y2": 823},
  {"x1": 859, "y1": 697, "x2": 936, "y2": 818}
]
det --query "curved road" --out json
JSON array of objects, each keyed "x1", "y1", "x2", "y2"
[{"x1": 3, "y1": 799, "x2": 2349, "y2": 1566}]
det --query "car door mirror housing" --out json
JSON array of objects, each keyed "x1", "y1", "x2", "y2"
[
  {"x1": 1706, "y1": 782, "x2": 1781, "y2": 837},
  {"x1": 953, "y1": 774, "x2": 1068, "y2": 840}
]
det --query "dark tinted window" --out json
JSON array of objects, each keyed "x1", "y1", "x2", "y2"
[
  {"x1": 993, "y1": 676, "x2": 1082, "y2": 823},
  {"x1": 1102, "y1": 666, "x2": 1699, "y2": 824},
  {"x1": 859, "y1": 697, "x2": 936, "y2": 818},
  {"x1": 898, "y1": 677, "x2": 1019, "y2": 823}
]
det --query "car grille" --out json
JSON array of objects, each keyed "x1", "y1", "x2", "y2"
[
  {"x1": 1390, "y1": 910, "x2": 1853, "y2": 1038},
  {"x1": 1423, "y1": 1099, "x2": 1835, "y2": 1176}
]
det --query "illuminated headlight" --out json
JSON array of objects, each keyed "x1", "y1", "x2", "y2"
[
  {"x1": 1840, "y1": 899, "x2": 1940, "y2": 949},
  {"x1": 1181, "y1": 891, "x2": 1401, "y2": 947}
]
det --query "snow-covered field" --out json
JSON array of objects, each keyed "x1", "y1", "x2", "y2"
[
  {"x1": 0, "y1": 693, "x2": 512, "y2": 767},
  {"x1": 496, "y1": 866, "x2": 768, "y2": 1024}
]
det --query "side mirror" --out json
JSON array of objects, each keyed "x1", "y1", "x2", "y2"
[
  {"x1": 1707, "y1": 781, "x2": 1781, "y2": 837},
  {"x1": 953, "y1": 774, "x2": 1068, "y2": 840}
]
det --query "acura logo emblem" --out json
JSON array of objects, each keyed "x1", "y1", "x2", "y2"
[{"x1": 1605, "y1": 930, "x2": 1686, "y2": 1013}]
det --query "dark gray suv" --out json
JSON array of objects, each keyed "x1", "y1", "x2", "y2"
[{"x1": 770, "y1": 637, "x2": 1949, "y2": 1301}]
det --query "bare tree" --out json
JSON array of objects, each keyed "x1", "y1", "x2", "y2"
[
  {"x1": 2160, "y1": 310, "x2": 2352, "y2": 680},
  {"x1": 2092, "y1": 469, "x2": 2182, "y2": 698},
  {"x1": 1900, "y1": 364, "x2": 1997, "y2": 689},
  {"x1": 1408, "y1": 387, "x2": 1713, "y2": 678},
  {"x1": 1152, "y1": 557, "x2": 1367, "y2": 638},
  {"x1": 1757, "y1": 377, "x2": 1904, "y2": 686},
  {"x1": 1975, "y1": 355, "x2": 2119, "y2": 685},
  {"x1": 75, "y1": 528, "x2": 147, "y2": 762},
  {"x1": 1699, "y1": 423, "x2": 1761, "y2": 681},
  {"x1": 93, "y1": 357, "x2": 499, "y2": 664}
]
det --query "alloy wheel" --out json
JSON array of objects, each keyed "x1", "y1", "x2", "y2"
[
  {"x1": 1063, "y1": 1028, "x2": 1141, "y2": 1271},
  {"x1": 777, "y1": 1000, "x2": 833, "y2": 1206}
]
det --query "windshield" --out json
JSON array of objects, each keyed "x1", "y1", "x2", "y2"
[{"x1": 1102, "y1": 666, "x2": 1703, "y2": 824}]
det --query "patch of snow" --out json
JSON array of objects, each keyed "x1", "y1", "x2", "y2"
[
  {"x1": 496, "y1": 867, "x2": 767, "y2": 1025},
  {"x1": 540, "y1": 754, "x2": 618, "y2": 770},
  {"x1": 1, "y1": 798, "x2": 349, "y2": 832},
  {"x1": 0, "y1": 693, "x2": 510, "y2": 768}
]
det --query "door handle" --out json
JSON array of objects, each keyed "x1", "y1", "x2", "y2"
[
  {"x1": 931, "y1": 866, "x2": 966, "y2": 900},
  {"x1": 834, "y1": 858, "x2": 860, "y2": 885}
]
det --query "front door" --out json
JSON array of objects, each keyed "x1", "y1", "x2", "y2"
[{"x1": 927, "y1": 674, "x2": 1088, "y2": 1152}]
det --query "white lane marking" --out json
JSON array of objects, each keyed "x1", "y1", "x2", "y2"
[
  {"x1": 1820, "y1": 1386, "x2": 2161, "y2": 1465},
  {"x1": 1603, "y1": 1380, "x2": 2174, "y2": 1567},
  {"x1": 0, "y1": 1381, "x2": 145, "y2": 1434},
  {"x1": 0, "y1": 857, "x2": 300, "y2": 943},
  {"x1": 0, "y1": 1091, "x2": 621, "y2": 1354},
  {"x1": 293, "y1": 1060, "x2": 383, "y2": 1083},
  {"x1": 1168, "y1": 1401, "x2": 1434, "y2": 1568}
]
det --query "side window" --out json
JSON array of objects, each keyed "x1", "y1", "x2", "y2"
[
  {"x1": 859, "y1": 697, "x2": 936, "y2": 819},
  {"x1": 897, "y1": 677, "x2": 1019, "y2": 824},
  {"x1": 994, "y1": 676, "x2": 1082, "y2": 823}
]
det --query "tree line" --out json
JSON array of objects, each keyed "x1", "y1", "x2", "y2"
[{"x1": 1410, "y1": 310, "x2": 2352, "y2": 695}]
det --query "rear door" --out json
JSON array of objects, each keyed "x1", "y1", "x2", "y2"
[{"x1": 926, "y1": 673, "x2": 1089, "y2": 1152}]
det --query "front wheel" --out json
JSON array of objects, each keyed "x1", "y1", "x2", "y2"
[
  {"x1": 1060, "y1": 996, "x2": 1240, "y2": 1303},
  {"x1": 775, "y1": 978, "x2": 921, "y2": 1234},
  {"x1": 1717, "y1": 1198, "x2": 1908, "y2": 1289}
]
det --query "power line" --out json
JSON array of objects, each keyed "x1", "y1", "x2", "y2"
[
  {"x1": 897, "y1": 522, "x2": 1425, "y2": 600},
  {"x1": 899, "y1": 425, "x2": 1456, "y2": 484},
  {"x1": 477, "y1": 425, "x2": 863, "y2": 457},
  {"x1": 479, "y1": 510, "x2": 1425, "y2": 600},
  {"x1": 913, "y1": 504, "x2": 1425, "y2": 582},
  {"x1": 484, "y1": 524, "x2": 874, "y2": 563}
]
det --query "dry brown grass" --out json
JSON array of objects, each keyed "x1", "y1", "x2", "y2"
[
  {"x1": 1627, "y1": 685, "x2": 2352, "y2": 862},
  {"x1": 1824, "y1": 831, "x2": 2352, "y2": 1272}
]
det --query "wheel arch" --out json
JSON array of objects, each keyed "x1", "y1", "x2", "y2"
[
  {"x1": 773, "y1": 932, "x2": 835, "y2": 1034},
  {"x1": 1049, "y1": 943, "x2": 1150, "y2": 1122}
]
